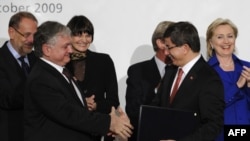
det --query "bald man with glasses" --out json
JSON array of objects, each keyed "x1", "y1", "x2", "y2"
[{"x1": 0, "y1": 11, "x2": 38, "y2": 141}]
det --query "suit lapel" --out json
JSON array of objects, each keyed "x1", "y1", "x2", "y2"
[
  {"x1": 27, "y1": 52, "x2": 38, "y2": 69},
  {"x1": 71, "y1": 79, "x2": 87, "y2": 106},
  {"x1": 148, "y1": 58, "x2": 162, "y2": 83},
  {"x1": 174, "y1": 57, "x2": 205, "y2": 102},
  {"x1": 1, "y1": 43, "x2": 25, "y2": 77},
  {"x1": 39, "y1": 60, "x2": 85, "y2": 107},
  {"x1": 160, "y1": 65, "x2": 178, "y2": 106}
]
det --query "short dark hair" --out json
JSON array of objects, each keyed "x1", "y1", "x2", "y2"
[
  {"x1": 67, "y1": 15, "x2": 94, "y2": 42},
  {"x1": 164, "y1": 21, "x2": 200, "y2": 52}
]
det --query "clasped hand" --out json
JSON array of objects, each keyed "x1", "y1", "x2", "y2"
[
  {"x1": 109, "y1": 106, "x2": 133, "y2": 140},
  {"x1": 237, "y1": 66, "x2": 250, "y2": 88}
]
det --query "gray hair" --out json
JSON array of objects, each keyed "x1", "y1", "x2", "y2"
[
  {"x1": 34, "y1": 21, "x2": 71, "y2": 57},
  {"x1": 9, "y1": 11, "x2": 38, "y2": 29},
  {"x1": 151, "y1": 21, "x2": 174, "y2": 51}
]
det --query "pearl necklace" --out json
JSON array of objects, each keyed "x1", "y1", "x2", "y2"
[{"x1": 220, "y1": 61, "x2": 233, "y2": 67}]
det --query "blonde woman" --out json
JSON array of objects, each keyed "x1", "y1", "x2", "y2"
[{"x1": 206, "y1": 18, "x2": 250, "y2": 141}]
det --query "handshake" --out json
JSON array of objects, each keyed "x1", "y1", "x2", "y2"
[{"x1": 109, "y1": 106, "x2": 134, "y2": 141}]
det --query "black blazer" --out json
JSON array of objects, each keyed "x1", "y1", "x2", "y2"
[
  {"x1": 152, "y1": 56, "x2": 225, "y2": 141},
  {"x1": 24, "y1": 59, "x2": 111, "y2": 141},
  {"x1": 0, "y1": 41, "x2": 37, "y2": 141},
  {"x1": 66, "y1": 50, "x2": 119, "y2": 114},
  {"x1": 125, "y1": 57, "x2": 162, "y2": 141}
]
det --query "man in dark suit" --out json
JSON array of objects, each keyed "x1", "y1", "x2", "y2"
[
  {"x1": 0, "y1": 11, "x2": 38, "y2": 141},
  {"x1": 24, "y1": 21, "x2": 133, "y2": 141},
  {"x1": 125, "y1": 21, "x2": 174, "y2": 141},
  {"x1": 152, "y1": 22, "x2": 224, "y2": 141}
]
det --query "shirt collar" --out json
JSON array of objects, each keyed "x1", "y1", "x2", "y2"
[
  {"x1": 154, "y1": 56, "x2": 166, "y2": 77},
  {"x1": 208, "y1": 53, "x2": 241, "y2": 67},
  {"x1": 7, "y1": 41, "x2": 26, "y2": 59},
  {"x1": 181, "y1": 54, "x2": 201, "y2": 75},
  {"x1": 40, "y1": 57, "x2": 64, "y2": 74}
]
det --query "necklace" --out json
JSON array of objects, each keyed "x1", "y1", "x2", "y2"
[{"x1": 220, "y1": 61, "x2": 233, "y2": 67}]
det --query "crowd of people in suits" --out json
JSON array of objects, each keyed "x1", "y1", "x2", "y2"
[{"x1": 0, "y1": 11, "x2": 250, "y2": 141}]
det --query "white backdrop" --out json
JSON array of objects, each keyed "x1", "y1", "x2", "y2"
[{"x1": 1, "y1": 0, "x2": 250, "y2": 109}]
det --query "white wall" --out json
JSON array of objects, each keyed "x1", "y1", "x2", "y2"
[{"x1": 1, "y1": 0, "x2": 250, "y2": 109}]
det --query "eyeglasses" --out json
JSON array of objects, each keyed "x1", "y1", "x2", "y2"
[
  {"x1": 11, "y1": 27, "x2": 32, "y2": 38},
  {"x1": 165, "y1": 45, "x2": 178, "y2": 50}
]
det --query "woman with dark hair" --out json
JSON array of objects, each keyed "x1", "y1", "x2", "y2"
[{"x1": 66, "y1": 15, "x2": 120, "y2": 141}]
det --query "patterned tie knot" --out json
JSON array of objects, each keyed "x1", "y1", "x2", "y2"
[
  {"x1": 70, "y1": 52, "x2": 86, "y2": 61},
  {"x1": 63, "y1": 68, "x2": 72, "y2": 81},
  {"x1": 18, "y1": 56, "x2": 27, "y2": 65},
  {"x1": 18, "y1": 56, "x2": 30, "y2": 75}
]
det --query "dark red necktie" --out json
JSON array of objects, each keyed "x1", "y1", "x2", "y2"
[
  {"x1": 170, "y1": 68, "x2": 183, "y2": 104},
  {"x1": 62, "y1": 68, "x2": 73, "y2": 82}
]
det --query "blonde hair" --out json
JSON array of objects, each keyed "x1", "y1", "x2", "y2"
[{"x1": 206, "y1": 18, "x2": 238, "y2": 59}]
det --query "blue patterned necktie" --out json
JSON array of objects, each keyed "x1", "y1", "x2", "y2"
[{"x1": 18, "y1": 56, "x2": 30, "y2": 76}]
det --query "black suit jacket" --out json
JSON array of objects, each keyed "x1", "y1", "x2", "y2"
[
  {"x1": 24, "y1": 59, "x2": 111, "y2": 141},
  {"x1": 152, "y1": 56, "x2": 224, "y2": 141},
  {"x1": 0, "y1": 41, "x2": 37, "y2": 141},
  {"x1": 125, "y1": 57, "x2": 162, "y2": 141},
  {"x1": 66, "y1": 50, "x2": 119, "y2": 114}
]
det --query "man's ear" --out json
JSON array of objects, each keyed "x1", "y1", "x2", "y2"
[
  {"x1": 8, "y1": 27, "x2": 15, "y2": 40},
  {"x1": 156, "y1": 39, "x2": 165, "y2": 50},
  {"x1": 42, "y1": 44, "x2": 50, "y2": 57},
  {"x1": 182, "y1": 44, "x2": 190, "y2": 54}
]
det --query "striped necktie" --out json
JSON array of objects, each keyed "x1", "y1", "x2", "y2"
[{"x1": 18, "y1": 56, "x2": 30, "y2": 76}]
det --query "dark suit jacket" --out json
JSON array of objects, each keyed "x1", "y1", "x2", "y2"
[
  {"x1": 125, "y1": 57, "x2": 162, "y2": 141},
  {"x1": 66, "y1": 50, "x2": 119, "y2": 114},
  {"x1": 152, "y1": 56, "x2": 224, "y2": 141},
  {"x1": 0, "y1": 41, "x2": 37, "y2": 141},
  {"x1": 24, "y1": 59, "x2": 111, "y2": 141}
]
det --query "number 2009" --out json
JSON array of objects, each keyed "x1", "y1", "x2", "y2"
[{"x1": 35, "y1": 3, "x2": 62, "y2": 13}]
